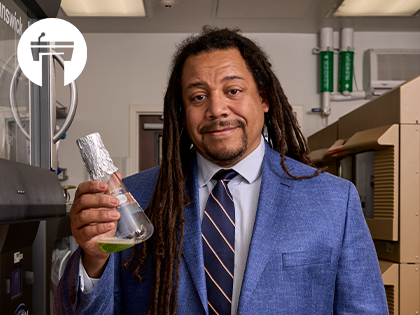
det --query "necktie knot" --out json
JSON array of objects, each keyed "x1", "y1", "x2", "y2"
[{"x1": 213, "y1": 169, "x2": 237, "y2": 181}]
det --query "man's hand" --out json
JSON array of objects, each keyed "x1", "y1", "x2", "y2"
[{"x1": 70, "y1": 175, "x2": 121, "y2": 278}]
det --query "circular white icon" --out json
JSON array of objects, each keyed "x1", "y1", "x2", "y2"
[{"x1": 17, "y1": 18, "x2": 87, "y2": 86}]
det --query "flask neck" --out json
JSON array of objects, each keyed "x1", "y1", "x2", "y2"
[{"x1": 95, "y1": 173, "x2": 127, "y2": 196}]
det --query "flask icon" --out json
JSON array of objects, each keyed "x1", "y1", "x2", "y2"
[{"x1": 76, "y1": 133, "x2": 154, "y2": 253}]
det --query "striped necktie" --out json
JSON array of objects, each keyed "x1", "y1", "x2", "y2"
[{"x1": 202, "y1": 169, "x2": 237, "y2": 315}]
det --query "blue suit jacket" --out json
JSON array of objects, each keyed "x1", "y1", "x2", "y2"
[{"x1": 54, "y1": 143, "x2": 388, "y2": 314}]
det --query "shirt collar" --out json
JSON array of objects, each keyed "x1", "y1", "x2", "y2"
[{"x1": 197, "y1": 135, "x2": 266, "y2": 187}]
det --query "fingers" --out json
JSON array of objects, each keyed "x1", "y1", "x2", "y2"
[
  {"x1": 69, "y1": 180, "x2": 121, "y2": 258},
  {"x1": 73, "y1": 180, "x2": 108, "y2": 201},
  {"x1": 71, "y1": 207, "x2": 120, "y2": 261},
  {"x1": 72, "y1": 192, "x2": 119, "y2": 216},
  {"x1": 72, "y1": 213, "x2": 118, "y2": 241},
  {"x1": 72, "y1": 207, "x2": 120, "y2": 230},
  {"x1": 70, "y1": 181, "x2": 121, "y2": 240}
]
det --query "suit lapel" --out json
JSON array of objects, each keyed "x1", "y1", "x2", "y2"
[
  {"x1": 181, "y1": 157, "x2": 208, "y2": 312},
  {"x1": 237, "y1": 145, "x2": 295, "y2": 313}
]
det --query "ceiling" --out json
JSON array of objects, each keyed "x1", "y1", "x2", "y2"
[{"x1": 57, "y1": 0, "x2": 420, "y2": 34}]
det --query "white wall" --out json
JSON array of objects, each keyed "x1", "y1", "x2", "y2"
[{"x1": 56, "y1": 31, "x2": 420, "y2": 200}]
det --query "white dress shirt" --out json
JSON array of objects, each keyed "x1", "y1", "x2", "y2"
[{"x1": 81, "y1": 135, "x2": 265, "y2": 315}]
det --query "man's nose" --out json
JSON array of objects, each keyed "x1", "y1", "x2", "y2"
[{"x1": 206, "y1": 93, "x2": 230, "y2": 119}]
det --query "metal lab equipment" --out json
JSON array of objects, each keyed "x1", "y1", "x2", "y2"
[
  {"x1": 0, "y1": 159, "x2": 66, "y2": 314},
  {"x1": 0, "y1": 0, "x2": 77, "y2": 314}
]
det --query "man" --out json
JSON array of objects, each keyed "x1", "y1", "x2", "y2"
[{"x1": 54, "y1": 27, "x2": 388, "y2": 315}]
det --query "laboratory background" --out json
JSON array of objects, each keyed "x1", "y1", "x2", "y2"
[{"x1": 0, "y1": 0, "x2": 420, "y2": 314}]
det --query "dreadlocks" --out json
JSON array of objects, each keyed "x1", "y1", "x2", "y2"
[{"x1": 124, "y1": 26, "x2": 320, "y2": 315}]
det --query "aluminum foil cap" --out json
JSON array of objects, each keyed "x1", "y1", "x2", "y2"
[{"x1": 76, "y1": 133, "x2": 118, "y2": 180}]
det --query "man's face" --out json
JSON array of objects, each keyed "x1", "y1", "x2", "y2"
[{"x1": 181, "y1": 48, "x2": 269, "y2": 167}]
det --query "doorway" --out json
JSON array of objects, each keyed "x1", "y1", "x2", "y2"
[
  {"x1": 138, "y1": 114, "x2": 163, "y2": 171},
  {"x1": 129, "y1": 105, "x2": 163, "y2": 175}
]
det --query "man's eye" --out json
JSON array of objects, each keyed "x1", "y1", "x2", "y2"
[
  {"x1": 194, "y1": 95, "x2": 206, "y2": 101},
  {"x1": 229, "y1": 89, "x2": 239, "y2": 95}
]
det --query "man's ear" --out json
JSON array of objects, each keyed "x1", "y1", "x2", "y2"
[{"x1": 260, "y1": 90, "x2": 270, "y2": 113}]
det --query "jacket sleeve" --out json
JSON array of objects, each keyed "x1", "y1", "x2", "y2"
[
  {"x1": 53, "y1": 246, "x2": 122, "y2": 314},
  {"x1": 333, "y1": 183, "x2": 389, "y2": 314}
]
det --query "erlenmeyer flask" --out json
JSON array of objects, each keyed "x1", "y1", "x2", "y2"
[{"x1": 76, "y1": 133, "x2": 154, "y2": 253}]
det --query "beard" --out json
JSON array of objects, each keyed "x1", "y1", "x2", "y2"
[{"x1": 199, "y1": 120, "x2": 248, "y2": 166}]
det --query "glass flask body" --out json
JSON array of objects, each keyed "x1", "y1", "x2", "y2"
[{"x1": 97, "y1": 172, "x2": 154, "y2": 253}]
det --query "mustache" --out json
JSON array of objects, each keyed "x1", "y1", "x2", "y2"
[{"x1": 199, "y1": 120, "x2": 245, "y2": 134}]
